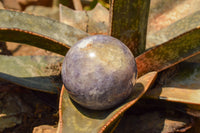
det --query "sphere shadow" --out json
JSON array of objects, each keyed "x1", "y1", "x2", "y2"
[{"x1": 69, "y1": 82, "x2": 145, "y2": 120}]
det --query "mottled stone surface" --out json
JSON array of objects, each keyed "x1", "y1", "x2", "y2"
[{"x1": 62, "y1": 35, "x2": 137, "y2": 110}]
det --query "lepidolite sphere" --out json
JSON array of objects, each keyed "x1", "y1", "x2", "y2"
[{"x1": 61, "y1": 35, "x2": 137, "y2": 110}]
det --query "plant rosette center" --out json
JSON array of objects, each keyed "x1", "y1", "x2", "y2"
[{"x1": 61, "y1": 35, "x2": 137, "y2": 110}]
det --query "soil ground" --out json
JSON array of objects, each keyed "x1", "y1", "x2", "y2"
[{"x1": 0, "y1": 43, "x2": 60, "y2": 133}]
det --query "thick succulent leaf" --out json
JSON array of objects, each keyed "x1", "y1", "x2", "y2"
[
  {"x1": 59, "y1": 3, "x2": 109, "y2": 34},
  {"x1": 57, "y1": 72, "x2": 157, "y2": 133},
  {"x1": 0, "y1": 55, "x2": 64, "y2": 93},
  {"x1": 136, "y1": 27, "x2": 200, "y2": 77},
  {"x1": 146, "y1": 62, "x2": 200, "y2": 105},
  {"x1": 147, "y1": 10, "x2": 200, "y2": 48},
  {"x1": 148, "y1": 0, "x2": 200, "y2": 34},
  {"x1": 109, "y1": 0, "x2": 150, "y2": 56},
  {"x1": 0, "y1": 9, "x2": 88, "y2": 56}
]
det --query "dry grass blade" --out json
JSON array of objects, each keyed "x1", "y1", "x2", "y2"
[{"x1": 72, "y1": 0, "x2": 83, "y2": 10}]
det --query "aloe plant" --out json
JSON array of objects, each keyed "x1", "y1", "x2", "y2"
[{"x1": 0, "y1": 0, "x2": 200, "y2": 132}]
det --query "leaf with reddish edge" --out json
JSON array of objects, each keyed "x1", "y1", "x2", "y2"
[
  {"x1": 147, "y1": 10, "x2": 200, "y2": 49},
  {"x1": 57, "y1": 72, "x2": 157, "y2": 133},
  {"x1": 148, "y1": 0, "x2": 200, "y2": 34},
  {"x1": 145, "y1": 62, "x2": 200, "y2": 105},
  {"x1": 0, "y1": 9, "x2": 88, "y2": 56},
  {"x1": 109, "y1": 0, "x2": 150, "y2": 56},
  {"x1": 136, "y1": 27, "x2": 200, "y2": 77},
  {"x1": 0, "y1": 55, "x2": 64, "y2": 93}
]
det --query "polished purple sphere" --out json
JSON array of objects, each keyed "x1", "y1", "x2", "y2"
[{"x1": 61, "y1": 35, "x2": 137, "y2": 110}]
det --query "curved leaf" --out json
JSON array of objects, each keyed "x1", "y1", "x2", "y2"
[
  {"x1": 136, "y1": 27, "x2": 200, "y2": 77},
  {"x1": 0, "y1": 9, "x2": 88, "y2": 55},
  {"x1": 0, "y1": 55, "x2": 64, "y2": 93},
  {"x1": 147, "y1": 10, "x2": 200, "y2": 48},
  {"x1": 109, "y1": 0, "x2": 150, "y2": 56},
  {"x1": 146, "y1": 62, "x2": 200, "y2": 105},
  {"x1": 148, "y1": 0, "x2": 200, "y2": 34},
  {"x1": 57, "y1": 72, "x2": 157, "y2": 133}
]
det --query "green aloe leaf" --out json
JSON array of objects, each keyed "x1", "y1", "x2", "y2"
[
  {"x1": 147, "y1": 10, "x2": 200, "y2": 48},
  {"x1": 0, "y1": 55, "x2": 64, "y2": 93},
  {"x1": 57, "y1": 72, "x2": 157, "y2": 133},
  {"x1": 145, "y1": 62, "x2": 200, "y2": 105},
  {"x1": 109, "y1": 0, "x2": 150, "y2": 56},
  {"x1": 136, "y1": 27, "x2": 200, "y2": 77},
  {"x1": 0, "y1": 9, "x2": 88, "y2": 56}
]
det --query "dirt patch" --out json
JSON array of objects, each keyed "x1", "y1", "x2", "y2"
[{"x1": 0, "y1": 82, "x2": 59, "y2": 133}]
